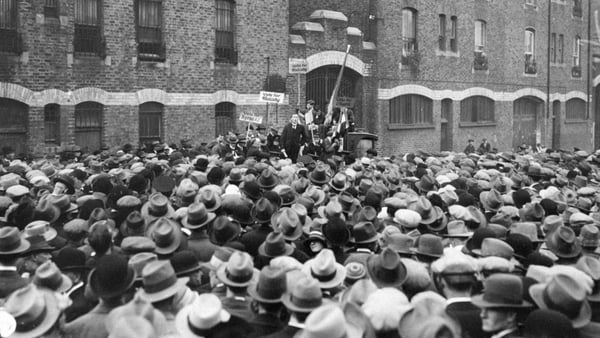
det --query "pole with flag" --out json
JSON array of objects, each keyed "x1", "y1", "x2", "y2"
[{"x1": 325, "y1": 45, "x2": 351, "y2": 126}]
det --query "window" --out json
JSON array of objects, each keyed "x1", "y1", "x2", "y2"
[
  {"x1": 389, "y1": 95, "x2": 433, "y2": 126},
  {"x1": 136, "y1": 0, "x2": 164, "y2": 61},
  {"x1": 44, "y1": 104, "x2": 60, "y2": 144},
  {"x1": 139, "y1": 102, "x2": 163, "y2": 144},
  {"x1": 566, "y1": 98, "x2": 586, "y2": 120},
  {"x1": 438, "y1": 14, "x2": 446, "y2": 51},
  {"x1": 75, "y1": 102, "x2": 103, "y2": 152},
  {"x1": 474, "y1": 20, "x2": 486, "y2": 51},
  {"x1": 558, "y1": 34, "x2": 564, "y2": 63},
  {"x1": 460, "y1": 96, "x2": 495, "y2": 123},
  {"x1": 0, "y1": 98, "x2": 28, "y2": 155},
  {"x1": 525, "y1": 28, "x2": 536, "y2": 74},
  {"x1": 215, "y1": 0, "x2": 236, "y2": 64},
  {"x1": 450, "y1": 16, "x2": 458, "y2": 52},
  {"x1": 215, "y1": 102, "x2": 236, "y2": 137},
  {"x1": 44, "y1": 0, "x2": 59, "y2": 18},
  {"x1": 401, "y1": 8, "x2": 418, "y2": 56},
  {"x1": 74, "y1": 0, "x2": 103, "y2": 55},
  {"x1": 573, "y1": 0, "x2": 582, "y2": 17},
  {"x1": 573, "y1": 35, "x2": 581, "y2": 66},
  {"x1": 0, "y1": 0, "x2": 20, "y2": 53},
  {"x1": 551, "y1": 33, "x2": 556, "y2": 63}
]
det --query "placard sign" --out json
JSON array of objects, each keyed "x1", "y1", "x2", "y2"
[
  {"x1": 239, "y1": 111, "x2": 263, "y2": 124},
  {"x1": 259, "y1": 91, "x2": 285, "y2": 104},
  {"x1": 289, "y1": 58, "x2": 308, "y2": 74}
]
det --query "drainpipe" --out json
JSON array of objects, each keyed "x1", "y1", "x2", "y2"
[
  {"x1": 587, "y1": 0, "x2": 592, "y2": 148},
  {"x1": 547, "y1": 0, "x2": 552, "y2": 148}
]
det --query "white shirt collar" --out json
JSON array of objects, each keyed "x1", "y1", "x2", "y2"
[
  {"x1": 445, "y1": 297, "x2": 472, "y2": 306},
  {"x1": 0, "y1": 266, "x2": 17, "y2": 272},
  {"x1": 491, "y1": 327, "x2": 518, "y2": 338}
]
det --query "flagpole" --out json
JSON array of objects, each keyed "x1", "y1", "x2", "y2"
[{"x1": 326, "y1": 45, "x2": 351, "y2": 126}]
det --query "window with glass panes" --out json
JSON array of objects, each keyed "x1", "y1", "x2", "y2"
[
  {"x1": 215, "y1": 0, "x2": 236, "y2": 64},
  {"x1": 389, "y1": 95, "x2": 433, "y2": 126},
  {"x1": 460, "y1": 96, "x2": 495, "y2": 123},
  {"x1": 74, "y1": 0, "x2": 102, "y2": 55}
]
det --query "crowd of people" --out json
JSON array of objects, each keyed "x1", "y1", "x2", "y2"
[{"x1": 1, "y1": 116, "x2": 600, "y2": 338}]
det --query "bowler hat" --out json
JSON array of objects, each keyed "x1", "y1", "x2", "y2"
[
  {"x1": 170, "y1": 250, "x2": 202, "y2": 276},
  {"x1": 413, "y1": 234, "x2": 443, "y2": 259},
  {"x1": 54, "y1": 247, "x2": 87, "y2": 271},
  {"x1": 472, "y1": 273, "x2": 532, "y2": 308},
  {"x1": 350, "y1": 222, "x2": 379, "y2": 244}
]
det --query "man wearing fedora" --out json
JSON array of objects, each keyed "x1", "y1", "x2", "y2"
[
  {"x1": 0, "y1": 227, "x2": 31, "y2": 299},
  {"x1": 263, "y1": 275, "x2": 323, "y2": 338},
  {"x1": 64, "y1": 254, "x2": 136, "y2": 338},
  {"x1": 182, "y1": 202, "x2": 218, "y2": 262},
  {"x1": 216, "y1": 251, "x2": 259, "y2": 320},
  {"x1": 247, "y1": 266, "x2": 287, "y2": 337},
  {"x1": 472, "y1": 274, "x2": 533, "y2": 338}
]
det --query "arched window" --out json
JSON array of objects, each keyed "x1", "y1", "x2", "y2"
[
  {"x1": 75, "y1": 101, "x2": 103, "y2": 152},
  {"x1": 44, "y1": 104, "x2": 60, "y2": 144},
  {"x1": 0, "y1": 98, "x2": 28, "y2": 155},
  {"x1": 566, "y1": 98, "x2": 586, "y2": 120},
  {"x1": 401, "y1": 8, "x2": 418, "y2": 56},
  {"x1": 460, "y1": 96, "x2": 495, "y2": 123},
  {"x1": 215, "y1": 102, "x2": 236, "y2": 137},
  {"x1": 139, "y1": 102, "x2": 163, "y2": 144},
  {"x1": 389, "y1": 94, "x2": 432, "y2": 126}
]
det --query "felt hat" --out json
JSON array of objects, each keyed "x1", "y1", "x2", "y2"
[
  {"x1": 579, "y1": 224, "x2": 600, "y2": 247},
  {"x1": 546, "y1": 226, "x2": 582, "y2": 259},
  {"x1": 329, "y1": 172, "x2": 350, "y2": 192},
  {"x1": 0, "y1": 226, "x2": 30, "y2": 256},
  {"x1": 248, "y1": 266, "x2": 287, "y2": 303},
  {"x1": 195, "y1": 189, "x2": 222, "y2": 212},
  {"x1": 138, "y1": 260, "x2": 189, "y2": 303},
  {"x1": 322, "y1": 216, "x2": 350, "y2": 247},
  {"x1": 175, "y1": 293, "x2": 231, "y2": 336},
  {"x1": 181, "y1": 202, "x2": 215, "y2": 230},
  {"x1": 129, "y1": 252, "x2": 158, "y2": 282},
  {"x1": 385, "y1": 233, "x2": 416, "y2": 255},
  {"x1": 472, "y1": 238, "x2": 514, "y2": 260},
  {"x1": 472, "y1": 273, "x2": 532, "y2": 308},
  {"x1": 366, "y1": 248, "x2": 408, "y2": 288},
  {"x1": 529, "y1": 273, "x2": 592, "y2": 328},
  {"x1": 54, "y1": 247, "x2": 88, "y2": 272},
  {"x1": 240, "y1": 180, "x2": 262, "y2": 201},
  {"x1": 150, "y1": 217, "x2": 183, "y2": 255},
  {"x1": 152, "y1": 175, "x2": 175, "y2": 194},
  {"x1": 302, "y1": 249, "x2": 346, "y2": 289},
  {"x1": 272, "y1": 184, "x2": 297, "y2": 207},
  {"x1": 408, "y1": 196, "x2": 441, "y2": 225},
  {"x1": 309, "y1": 164, "x2": 331, "y2": 185},
  {"x1": 415, "y1": 175, "x2": 437, "y2": 193},
  {"x1": 443, "y1": 220, "x2": 473, "y2": 238},
  {"x1": 297, "y1": 304, "x2": 364, "y2": 338},
  {"x1": 121, "y1": 236, "x2": 156, "y2": 255},
  {"x1": 303, "y1": 186, "x2": 327, "y2": 207},
  {"x1": 210, "y1": 216, "x2": 241, "y2": 245},
  {"x1": 413, "y1": 234, "x2": 444, "y2": 259},
  {"x1": 522, "y1": 309, "x2": 578, "y2": 338},
  {"x1": 258, "y1": 232, "x2": 294, "y2": 257},
  {"x1": 141, "y1": 193, "x2": 174, "y2": 223},
  {"x1": 33, "y1": 260, "x2": 73, "y2": 293},
  {"x1": 350, "y1": 222, "x2": 380, "y2": 244},
  {"x1": 105, "y1": 294, "x2": 168, "y2": 337},
  {"x1": 257, "y1": 168, "x2": 279, "y2": 190},
  {"x1": 22, "y1": 220, "x2": 57, "y2": 242},
  {"x1": 120, "y1": 210, "x2": 147, "y2": 237},
  {"x1": 251, "y1": 197, "x2": 277, "y2": 224},
  {"x1": 216, "y1": 251, "x2": 259, "y2": 288},
  {"x1": 272, "y1": 208, "x2": 303, "y2": 241},
  {"x1": 281, "y1": 275, "x2": 323, "y2": 313},
  {"x1": 480, "y1": 189, "x2": 504, "y2": 212},
  {"x1": 89, "y1": 254, "x2": 135, "y2": 298},
  {"x1": 3, "y1": 284, "x2": 61, "y2": 338}
]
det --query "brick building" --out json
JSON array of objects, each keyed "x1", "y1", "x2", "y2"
[{"x1": 0, "y1": 0, "x2": 595, "y2": 155}]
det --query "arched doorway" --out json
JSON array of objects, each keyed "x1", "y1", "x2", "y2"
[
  {"x1": 0, "y1": 98, "x2": 28, "y2": 156},
  {"x1": 306, "y1": 66, "x2": 361, "y2": 125},
  {"x1": 513, "y1": 96, "x2": 543, "y2": 150}
]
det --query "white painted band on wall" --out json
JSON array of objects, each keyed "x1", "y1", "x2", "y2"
[
  {"x1": 378, "y1": 84, "x2": 588, "y2": 102},
  {"x1": 0, "y1": 82, "x2": 289, "y2": 107}
]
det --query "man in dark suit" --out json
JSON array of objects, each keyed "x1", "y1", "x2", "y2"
[
  {"x1": 280, "y1": 114, "x2": 308, "y2": 163},
  {"x1": 433, "y1": 258, "x2": 489, "y2": 338}
]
